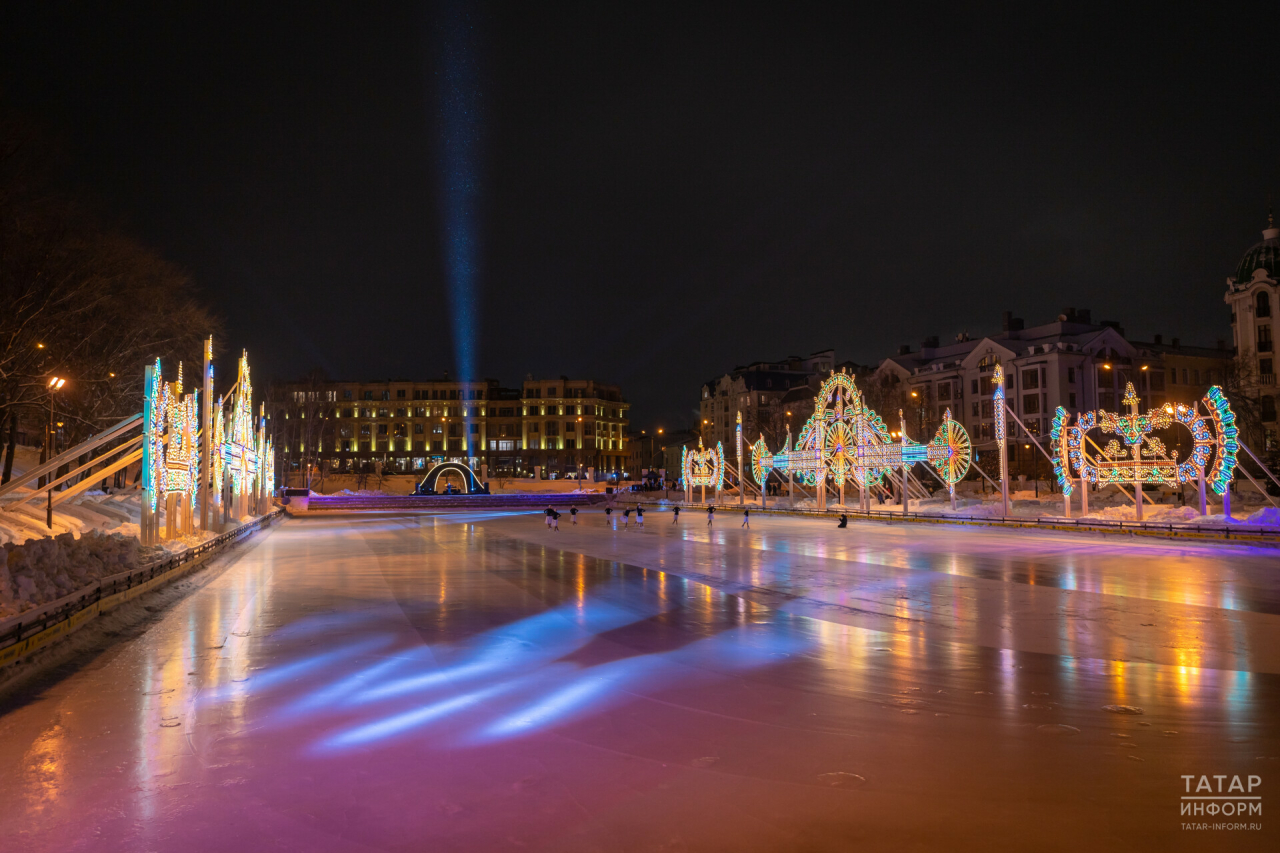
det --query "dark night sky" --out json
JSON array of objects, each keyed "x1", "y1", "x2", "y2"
[{"x1": 3, "y1": 3, "x2": 1279, "y2": 431}]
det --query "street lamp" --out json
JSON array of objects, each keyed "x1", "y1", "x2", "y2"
[{"x1": 45, "y1": 376, "x2": 67, "y2": 528}]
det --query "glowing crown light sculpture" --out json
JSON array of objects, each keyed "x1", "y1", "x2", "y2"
[
  {"x1": 751, "y1": 370, "x2": 972, "y2": 512},
  {"x1": 682, "y1": 437, "x2": 726, "y2": 502},
  {"x1": 140, "y1": 359, "x2": 200, "y2": 544},
  {"x1": 1049, "y1": 381, "x2": 1238, "y2": 512}
]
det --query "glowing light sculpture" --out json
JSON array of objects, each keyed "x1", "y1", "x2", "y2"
[
  {"x1": 1047, "y1": 381, "x2": 1240, "y2": 520},
  {"x1": 140, "y1": 358, "x2": 200, "y2": 544},
  {"x1": 220, "y1": 352, "x2": 260, "y2": 523},
  {"x1": 751, "y1": 370, "x2": 971, "y2": 514},
  {"x1": 682, "y1": 437, "x2": 725, "y2": 503}
]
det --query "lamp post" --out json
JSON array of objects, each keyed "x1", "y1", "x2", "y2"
[{"x1": 46, "y1": 376, "x2": 67, "y2": 528}]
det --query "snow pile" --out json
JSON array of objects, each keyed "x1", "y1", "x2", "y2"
[
  {"x1": 0, "y1": 530, "x2": 140, "y2": 619},
  {"x1": 1245, "y1": 506, "x2": 1280, "y2": 526}
]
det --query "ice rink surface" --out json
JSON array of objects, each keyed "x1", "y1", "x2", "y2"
[{"x1": 1, "y1": 508, "x2": 1277, "y2": 851}]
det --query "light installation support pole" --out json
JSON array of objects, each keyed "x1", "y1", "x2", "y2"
[
  {"x1": 736, "y1": 414, "x2": 743, "y2": 507},
  {"x1": 901, "y1": 463, "x2": 910, "y2": 517},
  {"x1": 200, "y1": 338, "x2": 212, "y2": 531},
  {"x1": 1080, "y1": 477, "x2": 1088, "y2": 515},
  {"x1": 1133, "y1": 444, "x2": 1143, "y2": 522},
  {"x1": 788, "y1": 469, "x2": 794, "y2": 508},
  {"x1": 141, "y1": 363, "x2": 156, "y2": 546},
  {"x1": 761, "y1": 471, "x2": 767, "y2": 510}
]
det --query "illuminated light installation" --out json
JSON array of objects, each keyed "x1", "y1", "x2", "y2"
[
  {"x1": 751, "y1": 370, "x2": 971, "y2": 513},
  {"x1": 682, "y1": 437, "x2": 725, "y2": 503},
  {"x1": 736, "y1": 411, "x2": 744, "y2": 507},
  {"x1": 257, "y1": 402, "x2": 276, "y2": 514},
  {"x1": 993, "y1": 364, "x2": 1009, "y2": 515},
  {"x1": 1047, "y1": 381, "x2": 1239, "y2": 520},
  {"x1": 140, "y1": 359, "x2": 200, "y2": 544},
  {"x1": 220, "y1": 352, "x2": 260, "y2": 523}
]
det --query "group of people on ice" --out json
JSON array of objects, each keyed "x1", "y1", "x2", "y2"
[{"x1": 545, "y1": 504, "x2": 792, "y2": 531}]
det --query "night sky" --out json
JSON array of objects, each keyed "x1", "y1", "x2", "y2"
[{"x1": 3, "y1": 4, "x2": 1279, "y2": 431}]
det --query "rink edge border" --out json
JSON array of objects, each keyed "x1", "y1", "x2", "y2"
[
  {"x1": 625, "y1": 501, "x2": 1280, "y2": 544},
  {"x1": 0, "y1": 509, "x2": 284, "y2": 674}
]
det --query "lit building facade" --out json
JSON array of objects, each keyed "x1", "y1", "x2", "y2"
[
  {"x1": 1225, "y1": 216, "x2": 1280, "y2": 450},
  {"x1": 271, "y1": 375, "x2": 628, "y2": 479},
  {"x1": 699, "y1": 350, "x2": 835, "y2": 453},
  {"x1": 874, "y1": 310, "x2": 1233, "y2": 473}
]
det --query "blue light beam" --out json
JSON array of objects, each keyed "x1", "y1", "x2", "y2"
[{"x1": 432, "y1": 0, "x2": 485, "y2": 382}]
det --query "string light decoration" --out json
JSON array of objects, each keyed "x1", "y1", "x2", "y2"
[
  {"x1": 221, "y1": 352, "x2": 260, "y2": 515},
  {"x1": 161, "y1": 363, "x2": 199, "y2": 506},
  {"x1": 140, "y1": 358, "x2": 201, "y2": 542},
  {"x1": 1048, "y1": 381, "x2": 1239, "y2": 494},
  {"x1": 751, "y1": 370, "x2": 971, "y2": 491},
  {"x1": 682, "y1": 437, "x2": 726, "y2": 489}
]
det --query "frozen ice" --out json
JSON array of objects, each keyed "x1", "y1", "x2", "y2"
[{"x1": 0, "y1": 508, "x2": 1277, "y2": 851}]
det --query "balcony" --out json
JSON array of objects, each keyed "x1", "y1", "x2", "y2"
[
  {"x1": 1261, "y1": 373, "x2": 1277, "y2": 386},
  {"x1": 1259, "y1": 339, "x2": 1274, "y2": 352}
]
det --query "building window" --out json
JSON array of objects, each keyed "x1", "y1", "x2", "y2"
[
  {"x1": 469, "y1": 423, "x2": 479, "y2": 434},
  {"x1": 363, "y1": 391, "x2": 373, "y2": 400},
  {"x1": 980, "y1": 400, "x2": 993, "y2": 419},
  {"x1": 396, "y1": 407, "x2": 406, "y2": 417},
  {"x1": 1261, "y1": 358, "x2": 1274, "y2": 376},
  {"x1": 1023, "y1": 394, "x2": 1040, "y2": 415},
  {"x1": 448, "y1": 423, "x2": 462, "y2": 437},
  {"x1": 1066, "y1": 367, "x2": 1075, "y2": 383},
  {"x1": 970, "y1": 379, "x2": 979, "y2": 395},
  {"x1": 1258, "y1": 291, "x2": 1272, "y2": 318},
  {"x1": 938, "y1": 382, "x2": 951, "y2": 401},
  {"x1": 1022, "y1": 369, "x2": 1039, "y2": 390},
  {"x1": 1069, "y1": 393, "x2": 1076, "y2": 408},
  {"x1": 1262, "y1": 396, "x2": 1276, "y2": 422},
  {"x1": 432, "y1": 440, "x2": 443, "y2": 452},
  {"x1": 566, "y1": 439, "x2": 576, "y2": 449},
  {"x1": 1259, "y1": 324, "x2": 1273, "y2": 352}
]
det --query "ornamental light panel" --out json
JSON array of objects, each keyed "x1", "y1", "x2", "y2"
[
  {"x1": 750, "y1": 370, "x2": 972, "y2": 492},
  {"x1": 682, "y1": 437, "x2": 726, "y2": 489},
  {"x1": 142, "y1": 358, "x2": 200, "y2": 513},
  {"x1": 1049, "y1": 381, "x2": 1238, "y2": 495}
]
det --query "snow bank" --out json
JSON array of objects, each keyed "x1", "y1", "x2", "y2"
[{"x1": 0, "y1": 530, "x2": 140, "y2": 619}]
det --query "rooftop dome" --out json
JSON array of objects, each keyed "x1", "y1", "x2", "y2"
[{"x1": 1234, "y1": 214, "x2": 1280, "y2": 283}]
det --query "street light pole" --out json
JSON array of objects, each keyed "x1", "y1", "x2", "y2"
[{"x1": 45, "y1": 376, "x2": 66, "y2": 529}]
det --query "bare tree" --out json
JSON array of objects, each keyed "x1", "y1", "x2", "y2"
[
  {"x1": 265, "y1": 370, "x2": 334, "y2": 491},
  {"x1": 0, "y1": 108, "x2": 219, "y2": 482}
]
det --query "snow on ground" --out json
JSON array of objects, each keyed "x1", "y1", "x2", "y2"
[
  {"x1": 0, "y1": 445, "x2": 232, "y2": 618},
  {"x1": 0, "y1": 530, "x2": 140, "y2": 619}
]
